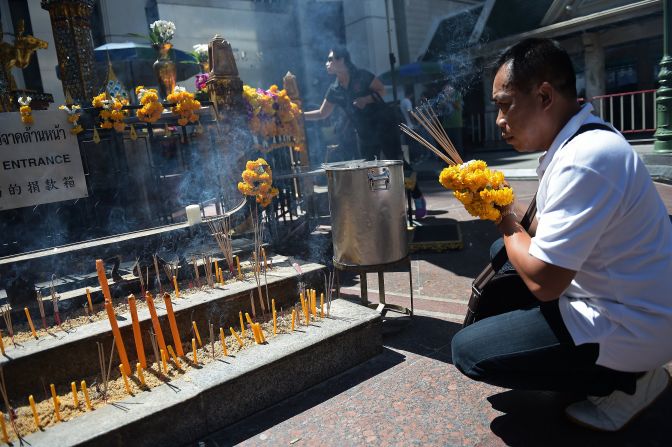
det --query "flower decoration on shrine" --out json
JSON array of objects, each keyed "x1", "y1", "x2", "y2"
[
  {"x1": 237, "y1": 158, "x2": 279, "y2": 208},
  {"x1": 438, "y1": 160, "x2": 514, "y2": 222},
  {"x1": 59, "y1": 104, "x2": 84, "y2": 135},
  {"x1": 18, "y1": 96, "x2": 33, "y2": 125},
  {"x1": 135, "y1": 86, "x2": 164, "y2": 124},
  {"x1": 192, "y1": 44, "x2": 209, "y2": 65},
  {"x1": 195, "y1": 73, "x2": 209, "y2": 92},
  {"x1": 242, "y1": 85, "x2": 305, "y2": 152},
  {"x1": 166, "y1": 86, "x2": 201, "y2": 126},
  {"x1": 92, "y1": 92, "x2": 128, "y2": 132},
  {"x1": 149, "y1": 20, "x2": 175, "y2": 45}
]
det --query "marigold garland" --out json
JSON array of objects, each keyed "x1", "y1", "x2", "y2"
[
  {"x1": 166, "y1": 86, "x2": 201, "y2": 126},
  {"x1": 135, "y1": 86, "x2": 164, "y2": 124},
  {"x1": 242, "y1": 85, "x2": 305, "y2": 152},
  {"x1": 18, "y1": 96, "x2": 33, "y2": 125},
  {"x1": 92, "y1": 92, "x2": 128, "y2": 132},
  {"x1": 59, "y1": 104, "x2": 84, "y2": 134},
  {"x1": 438, "y1": 160, "x2": 514, "y2": 222},
  {"x1": 237, "y1": 158, "x2": 279, "y2": 208}
]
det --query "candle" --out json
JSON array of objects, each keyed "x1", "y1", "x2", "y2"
[
  {"x1": 0, "y1": 330, "x2": 4, "y2": 355},
  {"x1": 192, "y1": 338, "x2": 198, "y2": 363},
  {"x1": 105, "y1": 301, "x2": 131, "y2": 375},
  {"x1": 167, "y1": 345, "x2": 181, "y2": 368},
  {"x1": 291, "y1": 309, "x2": 296, "y2": 331},
  {"x1": 271, "y1": 298, "x2": 276, "y2": 314},
  {"x1": 219, "y1": 327, "x2": 228, "y2": 356},
  {"x1": 172, "y1": 275, "x2": 180, "y2": 298},
  {"x1": 81, "y1": 380, "x2": 93, "y2": 410},
  {"x1": 239, "y1": 311, "x2": 246, "y2": 338},
  {"x1": 312, "y1": 290, "x2": 317, "y2": 316},
  {"x1": 0, "y1": 411, "x2": 7, "y2": 442},
  {"x1": 120, "y1": 364, "x2": 132, "y2": 395},
  {"x1": 251, "y1": 324, "x2": 260, "y2": 344},
  {"x1": 127, "y1": 294, "x2": 147, "y2": 368},
  {"x1": 245, "y1": 312, "x2": 253, "y2": 326},
  {"x1": 273, "y1": 310, "x2": 277, "y2": 336},
  {"x1": 214, "y1": 260, "x2": 220, "y2": 282},
  {"x1": 257, "y1": 323, "x2": 266, "y2": 343},
  {"x1": 86, "y1": 287, "x2": 93, "y2": 313},
  {"x1": 219, "y1": 267, "x2": 224, "y2": 285},
  {"x1": 95, "y1": 259, "x2": 112, "y2": 303},
  {"x1": 192, "y1": 321, "x2": 203, "y2": 347},
  {"x1": 230, "y1": 327, "x2": 244, "y2": 347},
  {"x1": 236, "y1": 255, "x2": 242, "y2": 278},
  {"x1": 137, "y1": 362, "x2": 146, "y2": 386},
  {"x1": 50, "y1": 384, "x2": 61, "y2": 422},
  {"x1": 185, "y1": 204, "x2": 202, "y2": 226},
  {"x1": 320, "y1": 293, "x2": 324, "y2": 318},
  {"x1": 145, "y1": 292, "x2": 168, "y2": 354},
  {"x1": 24, "y1": 307, "x2": 37, "y2": 338},
  {"x1": 29, "y1": 395, "x2": 40, "y2": 428},
  {"x1": 161, "y1": 349, "x2": 168, "y2": 374},
  {"x1": 163, "y1": 293, "x2": 184, "y2": 356},
  {"x1": 262, "y1": 247, "x2": 268, "y2": 271},
  {"x1": 71, "y1": 381, "x2": 79, "y2": 407}
]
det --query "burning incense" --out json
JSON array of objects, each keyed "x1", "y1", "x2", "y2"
[
  {"x1": 50, "y1": 384, "x2": 61, "y2": 421},
  {"x1": 0, "y1": 332, "x2": 4, "y2": 356},
  {"x1": 172, "y1": 275, "x2": 180, "y2": 298},
  {"x1": 239, "y1": 311, "x2": 246, "y2": 338},
  {"x1": 261, "y1": 248, "x2": 268, "y2": 272},
  {"x1": 214, "y1": 260, "x2": 220, "y2": 281},
  {"x1": 192, "y1": 257, "x2": 201, "y2": 287},
  {"x1": 273, "y1": 310, "x2": 277, "y2": 336},
  {"x1": 167, "y1": 345, "x2": 181, "y2": 368},
  {"x1": 145, "y1": 293, "x2": 168, "y2": 354},
  {"x1": 105, "y1": 301, "x2": 131, "y2": 375},
  {"x1": 0, "y1": 411, "x2": 7, "y2": 442},
  {"x1": 209, "y1": 323, "x2": 215, "y2": 359},
  {"x1": 85, "y1": 287, "x2": 94, "y2": 314},
  {"x1": 207, "y1": 215, "x2": 235, "y2": 275},
  {"x1": 399, "y1": 104, "x2": 464, "y2": 166},
  {"x1": 192, "y1": 338, "x2": 198, "y2": 363},
  {"x1": 291, "y1": 309, "x2": 296, "y2": 331},
  {"x1": 36, "y1": 290, "x2": 47, "y2": 330},
  {"x1": 250, "y1": 291, "x2": 256, "y2": 318},
  {"x1": 320, "y1": 293, "x2": 324, "y2": 318},
  {"x1": 50, "y1": 275, "x2": 62, "y2": 328},
  {"x1": 256, "y1": 323, "x2": 266, "y2": 343},
  {"x1": 137, "y1": 260, "x2": 146, "y2": 298},
  {"x1": 163, "y1": 293, "x2": 184, "y2": 356},
  {"x1": 153, "y1": 254, "x2": 163, "y2": 293},
  {"x1": 235, "y1": 255, "x2": 242, "y2": 278},
  {"x1": 120, "y1": 364, "x2": 132, "y2": 395},
  {"x1": 230, "y1": 327, "x2": 244, "y2": 347},
  {"x1": 219, "y1": 327, "x2": 228, "y2": 356},
  {"x1": 136, "y1": 362, "x2": 146, "y2": 386},
  {"x1": 127, "y1": 294, "x2": 147, "y2": 368},
  {"x1": 24, "y1": 307, "x2": 37, "y2": 338},
  {"x1": 81, "y1": 380, "x2": 92, "y2": 410},
  {"x1": 251, "y1": 324, "x2": 260, "y2": 344},
  {"x1": 161, "y1": 349, "x2": 168, "y2": 374},
  {"x1": 95, "y1": 259, "x2": 112, "y2": 303},
  {"x1": 192, "y1": 321, "x2": 203, "y2": 347},
  {"x1": 71, "y1": 381, "x2": 79, "y2": 407},
  {"x1": 29, "y1": 395, "x2": 39, "y2": 428},
  {"x1": 1, "y1": 306, "x2": 14, "y2": 345}
]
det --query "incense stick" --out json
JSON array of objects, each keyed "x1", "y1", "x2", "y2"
[
  {"x1": 36, "y1": 290, "x2": 47, "y2": 330},
  {"x1": 404, "y1": 104, "x2": 464, "y2": 165},
  {"x1": 0, "y1": 306, "x2": 13, "y2": 346}
]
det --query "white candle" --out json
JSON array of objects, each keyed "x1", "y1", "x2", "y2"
[{"x1": 186, "y1": 205, "x2": 202, "y2": 226}]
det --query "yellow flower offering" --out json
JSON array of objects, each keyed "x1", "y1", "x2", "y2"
[
  {"x1": 135, "y1": 85, "x2": 164, "y2": 124},
  {"x1": 92, "y1": 92, "x2": 128, "y2": 132},
  {"x1": 167, "y1": 86, "x2": 201, "y2": 126},
  {"x1": 18, "y1": 96, "x2": 33, "y2": 125},
  {"x1": 439, "y1": 160, "x2": 514, "y2": 222},
  {"x1": 237, "y1": 158, "x2": 279, "y2": 208}
]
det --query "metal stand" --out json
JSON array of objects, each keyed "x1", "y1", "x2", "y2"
[{"x1": 333, "y1": 255, "x2": 413, "y2": 318}]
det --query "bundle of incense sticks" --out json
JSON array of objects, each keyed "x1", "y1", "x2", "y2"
[
  {"x1": 50, "y1": 275, "x2": 61, "y2": 328},
  {"x1": 203, "y1": 254, "x2": 214, "y2": 288},
  {"x1": 207, "y1": 216, "x2": 235, "y2": 274},
  {"x1": 36, "y1": 290, "x2": 47, "y2": 330},
  {"x1": 399, "y1": 104, "x2": 463, "y2": 165},
  {"x1": 0, "y1": 306, "x2": 13, "y2": 345}
]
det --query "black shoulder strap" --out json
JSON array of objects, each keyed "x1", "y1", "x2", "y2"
[{"x1": 489, "y1": 122, "x2": 615, "y2": 271}]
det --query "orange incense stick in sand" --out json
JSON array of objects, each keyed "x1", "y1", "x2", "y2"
[
  {"x1": 230, "y1": 327, "x2": 244, "y2": 347},
  {"x1": 127, "y1": 294, "x2": 147, "y2": 368},
  {"x1": 95, "y1": 259, "x2": 112, "y2": 303},
  {"x1": 219, "y1": 327, "x2": 228, "y2": 356},
  {"x1": 192, "y1": 338, "x2": 198, "y2": 363},
  {"x1": 29, "y1": 395, "x2": 39, "y2": 428},
  {"x1": 106, "y1": 301, "x2": 131, "y2": 375},
  {"x1": 86, "y1": 287, "x2": 93, "y2": 313},
  {"x1": 24, "y1": 307, "x2": 37, "y2": 338},
  {"x1": 192, "y1": 321, "x2": 203, "y2": 347},
  {"x1": 81, "y1": 380, "x2": 93, "y2": 410},
  {"x1": 163, "y1": 293, "x2": 184, "y2": 356},
  {"x1": 145, "y1": 292, "x2": 168, "y2": 354}
]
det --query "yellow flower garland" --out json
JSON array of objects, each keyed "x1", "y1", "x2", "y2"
[
  {"x1": 237, "y1": 158, "x2": 279, "y2": 207},
  {"x1": 438, "y1": 160, "x2": 514, "y2": 222},
  {"x1": 59, "y1": 104, "x2": 84, "y2": 135},
  {"x1": 92, "y1": 92, "x2": 128, "y2": 132},
  {"x1": 18, "y1": 96, "x2": 33, "y2": 125},
  {"x1": 166, "y1": 86, "x2": 201, "y2": 126},
  {"x1": 135, "y1": 86, "x2": 164, "y2": 124}
]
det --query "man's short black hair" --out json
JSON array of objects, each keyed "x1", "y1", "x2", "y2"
[{"x1": 495, "y1": 38, "x2": 577, "y2": 99}]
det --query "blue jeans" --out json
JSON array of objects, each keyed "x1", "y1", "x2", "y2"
[{"x1": 451, "y1": 240, "x2": 641, "y2": 397}]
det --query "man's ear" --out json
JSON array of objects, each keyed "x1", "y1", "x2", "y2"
[{"x1": 538, "y1": 82, "x2": 553, "y2": 109}]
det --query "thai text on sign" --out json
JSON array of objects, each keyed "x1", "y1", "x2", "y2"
[{"x1": 0, "y1": 109, "x2": 87, "y2": 210}]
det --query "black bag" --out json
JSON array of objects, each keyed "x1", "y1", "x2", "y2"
[{"x1": 462, "y1": 122, "x2": 617, "y2": 328}]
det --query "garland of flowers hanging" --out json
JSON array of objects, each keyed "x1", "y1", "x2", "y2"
[
  {"x1": 92, "y1": 92, "x2": 128, "y2": 132},
  {"x1": 58, "y1": 104, "x2": 84, "y2": 135},
  {"x1": 242, "y1": 85, "x2": 305, "y2": 152},
  {"x1": 18, "y1": 96, "x2": 33, "y2": 125},
  {"x1": 166, "y1": 86, "x2": 201, "y2": 126},
  {"x1": 237, "y1": 158, "x2": 279, "y2": 208},
  {"x1": 135, "y1": 86, "x2": 164, "y2": 124}
]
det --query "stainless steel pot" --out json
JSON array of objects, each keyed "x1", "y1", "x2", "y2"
[{"x1": 324, "y1": 160, "x2": 408, "y2": 266}]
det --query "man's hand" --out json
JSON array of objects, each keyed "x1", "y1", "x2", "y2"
[{"x1": 353, "y1": 95, "x2": 372, "y2": 109}]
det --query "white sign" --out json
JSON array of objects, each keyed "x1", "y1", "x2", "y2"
[{"x1": 0, "y1": 109, "x2": 88, "y2": 210}]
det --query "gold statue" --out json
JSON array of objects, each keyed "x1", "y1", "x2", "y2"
[{"x1": 0, "y1": 20, "x2": 48, "y2": 92}]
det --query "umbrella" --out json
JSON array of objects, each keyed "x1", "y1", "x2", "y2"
[
  {"x1": 378, "y1": 61, "x2": 453, "y2": 85},
  {"x1": 94, "y1": 42, "x2": 201, "y2": 90}
]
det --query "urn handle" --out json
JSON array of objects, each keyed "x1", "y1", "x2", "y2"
[{"x1": 367, "y1": 167, "x2": 390, "y2": 191}]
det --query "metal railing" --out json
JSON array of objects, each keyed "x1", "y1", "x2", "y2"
[{"x1": 469, "y1": 89, "x2": 657, "y2": 146}]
